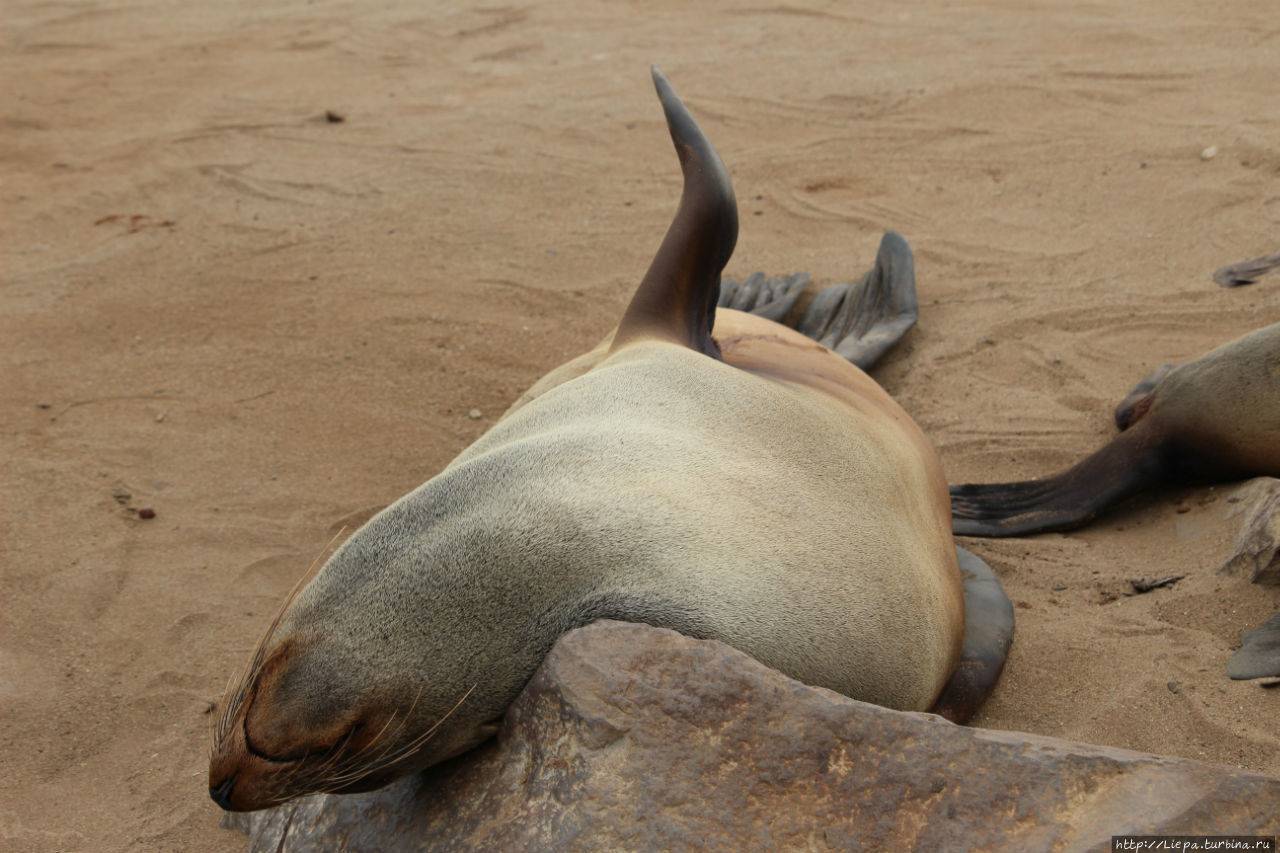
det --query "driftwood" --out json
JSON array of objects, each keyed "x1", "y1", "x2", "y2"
[{"x1": 1213, "y1": 251, "x2": 1280, "y2": 288}]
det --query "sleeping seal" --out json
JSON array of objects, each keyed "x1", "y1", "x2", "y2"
[
  {"x1": 951, "y1": 322, "x2": 1280, "y2": 537},
  {"x1": 209, "y1": 67, "x2": 1011, "y2": 813}
]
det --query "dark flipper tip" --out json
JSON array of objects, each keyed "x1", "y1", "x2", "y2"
[
  {"x1": 931, "y1": 547, "x2": 1015, "y2": 723},
  {"x1": 949, "y1": 480, "x2": 1075, "y2": 538},
  {"x1": 949, "y1": 427, "x2": 1162, "y2": 538}
]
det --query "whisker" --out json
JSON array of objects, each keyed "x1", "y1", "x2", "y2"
[
  {"x1": 303, "y1": 683, "x2": 480, "y2": 794},
  {"x1": 327, "y1": 684, "x2": 479, "y2": 788},
  {"x1": 210, "y1": 528, "x2": 349, "y2": 753},
  {"x1": 342, "y1": 683, "x2": 425, "y2": 765}
]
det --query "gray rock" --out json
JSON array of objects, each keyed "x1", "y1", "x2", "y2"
[
  {"x1": 228, "y1": 621, "x2": 1280, "y2": 852},
  {"x1": 1220, "y1": 477, "x2": 1280, "y2": 585},
  {"x1": 1229, "y1": 609, "x2": 1280, "y2": 680}
]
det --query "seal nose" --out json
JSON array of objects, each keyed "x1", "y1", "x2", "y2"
[{"x1": 209, "y1": 774, "x2": 237, "y2": 810}]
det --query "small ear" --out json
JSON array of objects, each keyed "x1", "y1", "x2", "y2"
[{"x1": 612, "y1": 66, "x2": 739, "y2": 359}]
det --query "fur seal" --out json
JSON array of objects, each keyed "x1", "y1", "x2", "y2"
[
  {"x1": 951, "y1": 322, "x2": 1280, "y2": 537},
  {"x1": 209, "y1": 67, "x2": 1011, "y2": 812}
]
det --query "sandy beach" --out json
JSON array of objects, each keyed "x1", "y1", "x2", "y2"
[{"x1": 2, "y1": 1, "x2": 1278, "y2": 850}]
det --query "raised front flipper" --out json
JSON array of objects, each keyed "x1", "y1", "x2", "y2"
[
  {"x1": 931, "y1": 546, "x2": 1014, "y2": 723},
  {"x1": 1227, "y1": 609, "x2": 1280, "y2": 680},
  {"x1": 950, "y1": 424, "x2": 1166, "y2": 537},
  {"x1": 612, "y1": 66, "x2": 737, "y2": 360}
]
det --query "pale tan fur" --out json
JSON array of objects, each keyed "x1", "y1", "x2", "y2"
[
  {"x1": 209, "y1": 67, "x2": 965, "y2": 812},
  {"x1": 466, "y1": 307, "x2": 962, "y2": 707},
  {"x1": 1143, "y1": 323, "x2": 1280, "y2": 471},
  {"x1": 208, "y1": 309, "x2": 963, "y2": 810}
]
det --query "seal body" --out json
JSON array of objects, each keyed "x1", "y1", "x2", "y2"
[
  {"x1": 952, "y1": 322, "x2": 1280, "y2": 537},
  {"x1": 209, "y1": 69, "x2": 971, "y2": 812},
  {"x1": 454, "y1": 310, "x2": 962, "y2": 711},
  {"x1": 1138, "y1": 323, "x2": 1280, "y2": 475}
]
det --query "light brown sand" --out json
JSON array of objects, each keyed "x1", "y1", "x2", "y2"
[{"x1": 3, "y1": 1, "x2": 1278, "y2": 850}]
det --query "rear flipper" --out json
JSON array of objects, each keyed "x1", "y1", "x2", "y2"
[
  {"x1": 718, "y1": 272, "x2": 809, "y2": 324},
  {"x1": 931, "y1": 546, "x2": 1014, "y2": 724},
  {"x1": 1227, "y1": 609, "x2": 1280, "y2": 680},
  {"x1": 721, "y1": 231, "x2": 918, "y2": 371},
  {"x1": 950, "y1": 424, "x2": 1165, "y2": 537}
]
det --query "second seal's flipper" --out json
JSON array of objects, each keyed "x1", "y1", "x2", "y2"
[
  {"x1": 1114, "y1": 363, "x2": 1177, "y2": 431},
  {"x1": 1227, "y1": 609, "x2": 1280, "y2": 680},
  {"x1": 931, "y1": 546, "x2": 1014, "y2": 723},
  {"x1": 718, "y1": 272, "x2": 809, "y2": 323},
  {"x1": 950, "y1": 425, "x2": 1165, "y2": 537},
  {"x1": 794, "y1": 231, "x2": 918, "y2": 371}
]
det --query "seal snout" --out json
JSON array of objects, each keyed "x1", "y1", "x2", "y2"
[
  {"x1": 208, "y1": 717, "x2": 313, "y2": 811},
  {"x1": 209, "y1": 712, "x2": 289, "y2": 812},
  {"x1": 209, "y1": 634, "x2": 396, "y2": 810},
  {"x1": 209, "y1": 774, "x2": 237, "y2": 810}
]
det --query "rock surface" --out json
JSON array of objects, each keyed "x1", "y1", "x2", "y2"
[
  {"x1": 227, "y1": 621, "x2": 1280, "y2": 852},
  {"x1": 1229, "y1": 609, "x2": 1280, "y2": 680},
  {"x1": 1220, "y1": 477, "x2": 1280, "y2": 585}
]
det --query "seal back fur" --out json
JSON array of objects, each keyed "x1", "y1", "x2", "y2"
[{"x1": 209, "y1": 68, "x2": 966, "y2": 813}]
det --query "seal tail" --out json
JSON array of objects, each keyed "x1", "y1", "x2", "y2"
[
  {"x1": 612, "y1": 66, "x2": 738, "y2": 359},
  {"x1": 949, "y1": 423, "x2": 1166, "y2": 537}
]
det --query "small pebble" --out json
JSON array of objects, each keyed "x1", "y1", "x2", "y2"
[
  {"x1": 468, "y1": 409, "x2": 483, "y2": 420},
  {"x1": 325, "y1": 110, "x2": 345, "y2": 123},
  {"x1": 1200, "y1": 145, "x2": 1219, "y2": 161},
  {"x1": 138, "y1": 506, "x2": 156, "y2": 519}
]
